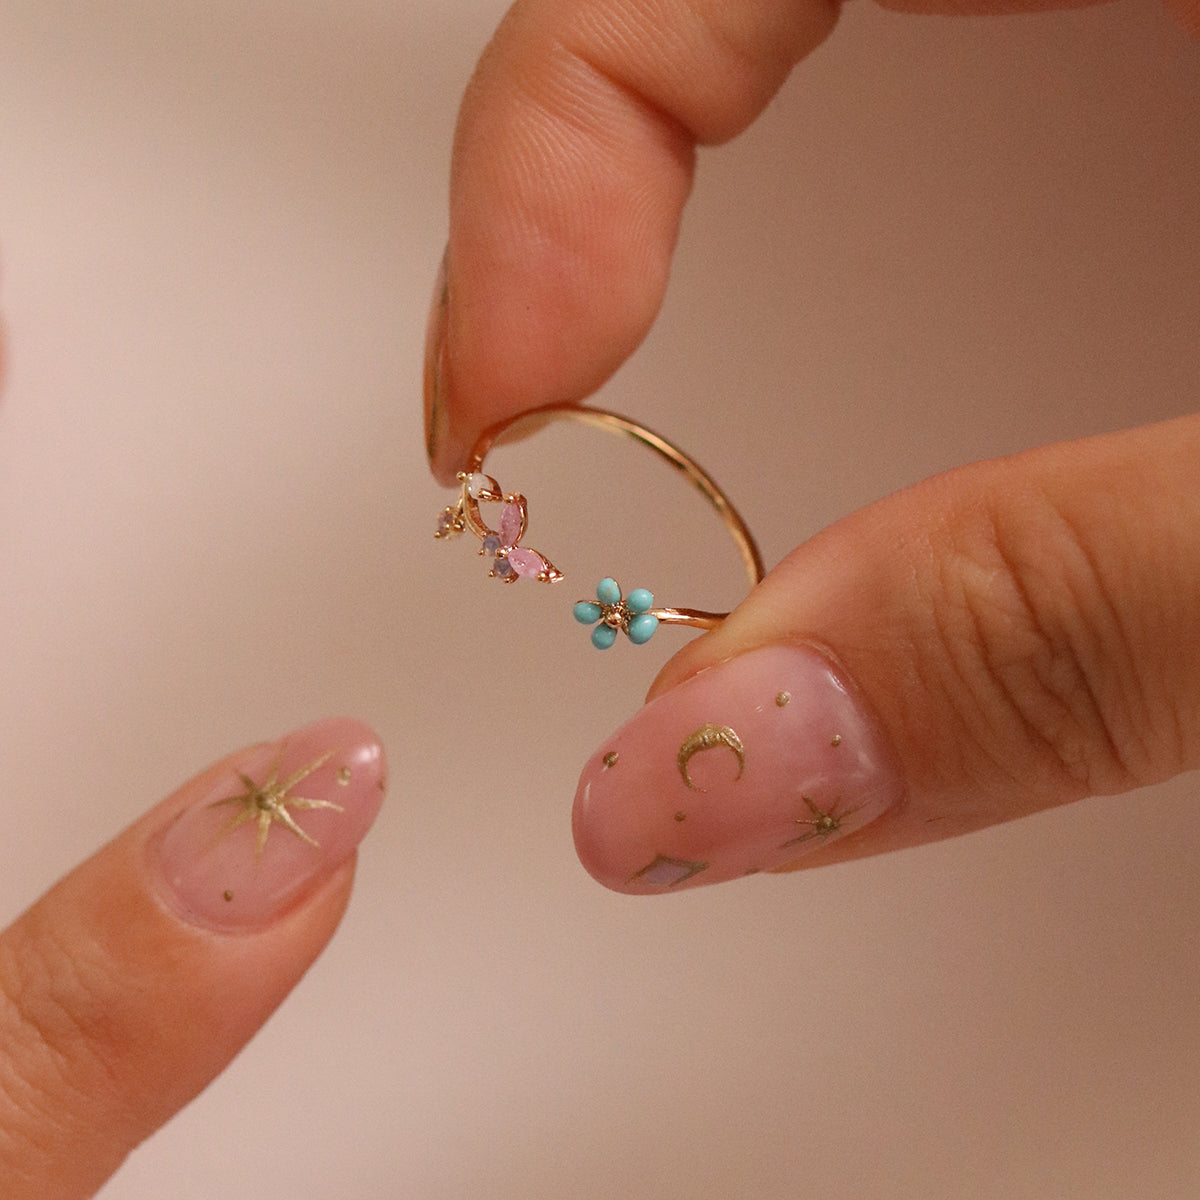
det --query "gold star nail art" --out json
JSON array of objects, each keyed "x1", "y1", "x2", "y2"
[
  {"x1": 209, "y1": 749, "x2": 342, "y2": 859},
  {"x1": 780, "y1": 793, "x2": 864, "y2": 849}
]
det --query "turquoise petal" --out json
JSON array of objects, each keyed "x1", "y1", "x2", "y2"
[
  {"x1": 596, "y1": 577, "x2": 621, "y2": 606},
  {"x1": 574, "y1": 601, "x2": 603, "y2": 624},
  {"x1": 627, "y1": 613, "x2": 659, "y2": 645},
  {"x1": 627, "y1": 588, "x2": 653, "y2": 614},
  {"x1": 591, "y1": 624, "x2": 619, "y2": 650}
]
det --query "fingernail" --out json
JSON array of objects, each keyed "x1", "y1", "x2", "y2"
[
  {"x1": 423, "y1": 246, "x2": 452, "y2": 468},
  {"x1": 573, "y1": 645, "x2": 903, "y2": 893},
  {"x1": 154, "y1": 717, "x2": 386, "y2": 930}
]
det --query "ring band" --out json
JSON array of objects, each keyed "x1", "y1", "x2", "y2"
[{"x1": 434, "y1": 404, "x2": 764, "y2": 648}]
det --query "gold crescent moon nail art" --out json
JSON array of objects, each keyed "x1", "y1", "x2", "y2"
[{"x1": 677, "y1": 723, "x2": 745, "y2": 791}]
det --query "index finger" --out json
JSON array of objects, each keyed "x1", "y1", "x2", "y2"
[{"x1": 0, "y1": 719, "x2": 384, "y2": 1198}]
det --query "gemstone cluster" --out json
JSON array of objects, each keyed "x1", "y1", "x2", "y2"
[
  {"x1": 435, "y1": 472, "x2": 562, "y2": 584},
  {"x1": 574, "y1": 578, "x2": 659, "y2": 649}
]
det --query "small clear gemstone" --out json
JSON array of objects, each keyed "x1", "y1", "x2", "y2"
[
  {"x1": 482, "y1": 534, "x2": 501, "y2": 556},
  {"x1": 467, "y1": 473, "x2": 497, "y2": 499},
  {"x1": 493, "y1": 556, "x2": 514, "y2": 578}
]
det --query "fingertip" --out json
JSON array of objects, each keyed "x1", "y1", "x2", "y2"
[
  {"x1": 0, "y1": 718, "x2": 389, "y2": 1197},
  {"x1": 573, "y1": 643, "x2": 905, "y2": 893}
]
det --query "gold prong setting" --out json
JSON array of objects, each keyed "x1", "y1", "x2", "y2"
[{"x1": 435, "y1": 471, "x2": 563, "y2": 584}]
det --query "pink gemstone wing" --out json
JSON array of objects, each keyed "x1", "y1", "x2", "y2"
[
  {"x1": 506, "y1": 547, "x2": 547, "y2": 579},
  {"x1": 499, "y1": 502, "x2": 525, "y2": 548}
]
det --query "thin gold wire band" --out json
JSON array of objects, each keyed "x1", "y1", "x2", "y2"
[{"x1": 434, "y1": 404, "x2": 764, "y2": 648}]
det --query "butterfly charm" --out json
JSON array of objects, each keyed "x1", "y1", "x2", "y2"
[{"x1": 435, "y1": 472, "x2": 563, "y2": 585}]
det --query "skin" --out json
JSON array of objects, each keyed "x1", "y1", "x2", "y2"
[
  {"x1": 425, "y1": 0, "x2": 1200, "y2": 873},
  {"x1": 0, "y1": 742, "x2": 372, "y2": 1199}
]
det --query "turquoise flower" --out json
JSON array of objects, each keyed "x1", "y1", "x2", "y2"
[{"x1": 573, "y1": 577, "x2": 659, "y2": 649}]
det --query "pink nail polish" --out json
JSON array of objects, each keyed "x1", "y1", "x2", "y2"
[
  {"x1": 154, "y1": 718, "x2": 386, "y2": 930},
  {"x1": 573, "y1": 645, "x2": 903, "y2": 893}
]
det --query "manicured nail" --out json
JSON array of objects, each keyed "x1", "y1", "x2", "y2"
[
  {"x1": 154, "y1": 717, "x2": 386, "y2": 930},
  {"x1": 573, "y1": 645, "x2": 903, "y2": 893},
  {"x1": 423, "y1": 246, "x2": 452, "y2": 467}
]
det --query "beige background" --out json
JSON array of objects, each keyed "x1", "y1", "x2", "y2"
[{"x1": 2, "y1": 1, "x2": 1199, "y2": 1196}]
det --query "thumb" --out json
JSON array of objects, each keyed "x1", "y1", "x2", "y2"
[
  {"x1": 425, "y1": 0, "x2": 840, "y2": 483},
  {"x1": 572, "y1": 416, "x2": 1200, "y2": 892}
]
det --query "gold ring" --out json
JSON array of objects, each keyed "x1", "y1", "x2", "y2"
[{"x1": 434, "y1": 405, "x2": 764, "y2": 649}]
